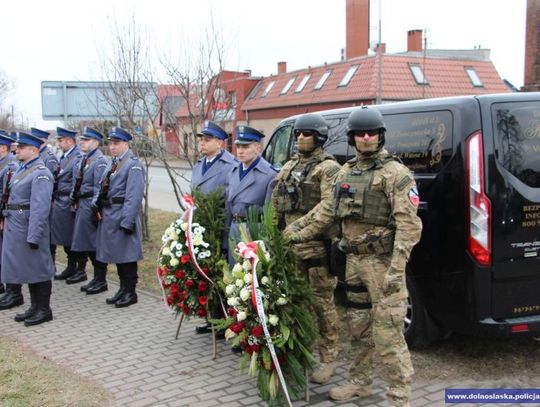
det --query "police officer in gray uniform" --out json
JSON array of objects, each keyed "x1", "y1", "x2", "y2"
[
  {"x1": 94, "y1": 127, "x2": 145, "y2": 308},
  {"x1": 0, "y1": 131, "x2": 18, "y2": 299},
  {"x1": 226, "y1": 126, "x2": 277, "y2": 265},
  {"x1": 1, "y1": 131, "x2": 55, "y2": 326},
  {"x1": 191, "y1": 121, "x2": 237, "y2": 194},
  {"x1": 191, "y1": 121, "x2": 237, "y2": 335},
  {"x1": 31, "y1": 127, "x2": 59, "y2": 176},
  {"x1": 71, "y1": 127, "x2": 110, "y2": 294},
  {"x1": 51, "y1": 127, "x2": 87, "y2": 283}
]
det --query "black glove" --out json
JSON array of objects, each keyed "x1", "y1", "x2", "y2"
[
  {"x1": 29, "y1": 242, "x2": 39, "y2": 250},
  {"x1": 120, "y1": 226, "x2": 134, "y2": 235}
]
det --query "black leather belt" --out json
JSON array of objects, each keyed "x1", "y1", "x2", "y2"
[
  {"x1": 6, "y1": 204, "x2": 30, "y2": 210},
  {"x1": 57, "y1": 191, "x2": 71, "y2": 197},
  {"x1": 78, "y1": 192, "x2": 94, "y2": 199},
  {"x1": 100, "y1": 197, "x2": 125, "y2": 207}
]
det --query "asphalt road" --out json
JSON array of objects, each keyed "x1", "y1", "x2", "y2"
[{"x1": 147, "y1": 164, "x2": 192, "y2": 213}]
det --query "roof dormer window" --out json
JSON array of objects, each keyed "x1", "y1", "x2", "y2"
[
  {"x1": 465, "y1": 67, "x2": 483, "y2": 87},
  {"x1": 409, "y1": 64, "x2": 428, "y2": 85},
  {"x1": 338, "y1": 65, "x2": 359, "y2": 87},
  {"x1": 261, "y1": 81, "x2": 275, "y2": 97},
  {"x1": 280, "y1": 77, "x2": 296, "y2": 95},
  {"x1": 295, "y1": 74, "x2": 311, "y2": 93},
  {"x1": 314, "y1": 70, "x2": 332, "y2": 90}
]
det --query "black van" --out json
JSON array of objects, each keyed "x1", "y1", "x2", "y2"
[{"x1": 263, "y1": 92, "x2": 540, "y2": 348}]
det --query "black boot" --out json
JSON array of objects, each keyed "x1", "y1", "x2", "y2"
[
  {"x1": 105, "y1": 282, "x2": 125, "y2": 304},
  {"x1": 115, "y1": 278, "x2": 137, "y2": 308},
  {"x1": 14, "y1": 284, "x2": 38, "y2": 322},
  {"x1": 0, "y1": 283, "x2": 4, "y2": 295},
  {"x1": 54, "y1": 258, "x2": 77, "y2": 280},
  {"x1": 24, "y1": 281, "x2": 53, "y2": 327},
  {"x1": 86, "y1": 263, "x2": 108, "y2": 295},
  {"x1": 66, "y1": 269, "x2": 87, "y2": 285},
  {"x1": 0, "y1": 284, "x2": 24, "y2": 310}
]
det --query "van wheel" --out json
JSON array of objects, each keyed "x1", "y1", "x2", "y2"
[{"x1": 404, "y1": 273, "x2": 441, "y2": 349}]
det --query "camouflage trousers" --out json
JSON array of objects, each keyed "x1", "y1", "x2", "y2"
[
  {"x1": 345, "y1": 253, "x2": 413, "y2": 406},
  {"x1": 295, "y1": 241, "x2": 339, "y2": 363}
]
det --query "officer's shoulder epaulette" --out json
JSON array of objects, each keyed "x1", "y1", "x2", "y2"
[
  {"x1": 37, "y1": 165, "x2": 46, "y2": 170},
  {"x1": 37, "y1": 174, "x2": 50, "y2": 180}
]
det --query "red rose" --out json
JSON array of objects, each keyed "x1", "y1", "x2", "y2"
[
  {"x1": 181, "y1": 254, "x2": 190, "y2": 264},
  {"x1": 170, "y1": 283, "x2": 179, "y2": 295},
  {"x1": 197, "y1": 306, "x2": 207, "y2": 317},
  {"x1": 251, "y1": 344, "x2": 260, "y2": 353},
  {"x1": 251, "y1": 326, "x2": 263, "y2": 337},
  {"x1": 175, "y1": 270, "x2": 185, "y2": 279},
  {"x1": 160, "y1": 266, "x2": 169, "y2": 276},
  {"x1": 198, "y1": 282, "x2": 207, "y2": 292},
  {"x1": 167, "y1": 296, "x2": 174, "y2": 305},
  {"x1": 201, "y1": 266, "x2": 209, "y2": 275},
  {"x1": 230, "y1": 321, "x2": 245, "y2": 334},
  {"x1": 198, "y1": 296, "x2": 208, "y2": 305},
  {"x1": 181, "y1": 304, "x2": 190, "y2": 315},
  {"x1": 227, "y1": 307, "x2": 238, "y2": 317},
  {"x1": 179, "y1": 290, "x2": 188, "y2": 301},
  {"x1": 185, "y1": 279, "x2": 194, "y2": 288}
]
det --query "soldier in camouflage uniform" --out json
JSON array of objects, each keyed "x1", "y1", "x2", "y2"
[
  {"x1": 271, "y1": 113, "x2": 341, "y2": 384},
  {"x1": 285, "y1": 106, "x2": 422, "y2": 406}
]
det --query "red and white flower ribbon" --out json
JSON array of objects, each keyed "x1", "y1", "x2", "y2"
[{"x1": 235, "y1": 241, "x2": 293, "y2": 407}]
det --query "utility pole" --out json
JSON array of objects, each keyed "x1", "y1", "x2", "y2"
[
  {"x1": 422, "y1": 28, "x2": 428, "y2": 99},
  {"x1": 376, "y1": 0, "x2": 383, "y2": 105}
]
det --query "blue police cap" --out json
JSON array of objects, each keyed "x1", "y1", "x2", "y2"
[
  {"x1": 31, "y1": 127, "x2": 51, "y2": 139},
  {"x1": 16, "y1": 131, "x2": 45, "y2": 148},
  {"x1": 108, "y1": 127, "x2": 132, "y2": 141},
  {"x1": 81, "y1": 127, "x2": 104, "y2": 141},
  {"x1": 197, "y1": 121, "x2": 228, "y2": 140},
  {"x1": 9, "y1": 131, "x2": 17, "y2": 142},
  {"x1": 0, "y1": 130, "x2": 13, "y2": 146},
  {"x1": 56, "y1": 127, "x2": 77, "y2": 138},
  {"x1": 235, "y1": 125, "x2": 265, "y2": 145}
]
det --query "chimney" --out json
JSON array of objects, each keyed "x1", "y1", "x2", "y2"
[
  {"x1": 407, "y1": 29, "x2": 423, "y2": 52},
  {"x1": 523, "y1": 0, "x2": 540, "y2": 91},
  {"x1": 277, "y1": 61, "x2": 287, "y2": 74},
  {"x1": 375, "y1": 42, "x2": 386, "y2": 54},
  {"x1": 346, "y1": 0, "x2": 369, "y2": 59}
]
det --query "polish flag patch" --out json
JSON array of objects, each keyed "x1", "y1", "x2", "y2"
[{"x1": 409, "y1": 186, "x2": 420, "y2": 206}]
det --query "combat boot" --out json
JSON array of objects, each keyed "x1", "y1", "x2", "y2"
[
  {"x1": 329, "y1": 382, "x2": 372, "y2": 401},
  {"x1": 54, "y1": 258, "x2": 77, "y2": 280},
  {"x1": 24, "y1": 281, "x2": 53, "y2": 327},
  {"x1": 14, "y1": 284, "x2": 38, "y2": 322},
  {"x1": 310, "y1": 362, "x2": 337, "y2": 384},
  {"x1": 0, "y1": 284, "x2": 24, "y2": 310},
  {"x1": 105, "y1": 282, "x2": 125, "y2": 304},
  {"x1": 66, "y1": 269, "x2": 87, "y2": 284},
  {"x1": 115, "y1": 279, "x2": 137, "y2": 308},
  {"x1": 86, "y1": 263, "x2": 108, "y2": 295}
]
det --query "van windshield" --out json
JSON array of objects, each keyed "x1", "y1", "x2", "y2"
[{"x1": 492, "y1": 102, "x2": 540, "y2": 188}]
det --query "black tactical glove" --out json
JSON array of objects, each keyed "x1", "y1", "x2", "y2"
[
  {"x1": 29, "y1": 242, "x2": 39, "y2": 250},
  {"x1": 120, "y1": 226, "x2": 134, "y2": 235}
]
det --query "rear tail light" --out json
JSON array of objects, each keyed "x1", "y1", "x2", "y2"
[
  {"x1": 511, "y1": 324, "x2": 529, "y2": 333},
  {"x1": 465, "y1": 131, "x2": 492, "y2": 266}
]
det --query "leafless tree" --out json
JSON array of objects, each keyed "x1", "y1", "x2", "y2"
[{"x1": 0, "y1": 70, "x2": 14, "y2": 129}]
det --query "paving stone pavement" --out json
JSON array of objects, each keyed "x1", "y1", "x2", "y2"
[{"x1": 0, "y1": 277, "x2": 517, "y2": 407}]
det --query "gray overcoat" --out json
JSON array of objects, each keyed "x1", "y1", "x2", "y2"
[
  {"x1": 0, "y1": 154, "x2": 18, "y2": 265},
  {"x1": 71, "y1": 149, "x2": 110, "y2": 252},
  {"x1": 95, "y1": 150, "x2": 145, "y2": 264},
  {"x1": 39, "y1": 145, "x2": 59, "y2": 176},
  {"x1": 1, "y1": 157, "x2": 55, "y2": 284},
  {"x1": 226, "y1": 156, "x2": 277, "y2": 263},
  {"x1": 191, "y1": 150, "x2": 237, "y2": 194},
  {"x1": 51, "y1": 145, "x2": 82, "y2": 246}
]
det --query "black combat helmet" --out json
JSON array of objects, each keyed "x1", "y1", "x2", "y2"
[
  {"x1": 346, "y1": 106, "x2": 386, "y2": 149},
  {"x1": 293, "y1": 113, "x2": 329, "y2": 145}
]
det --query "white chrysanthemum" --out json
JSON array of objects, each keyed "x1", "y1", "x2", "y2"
[
  {"x1": 235, "y1": 279, "x2": 244, "y2": 288},
  {"x1": 170, "y1": 258, "x2": 179, "y2": 267},
  {"x1": 261, "y1": 276, "x2": 270, "y2": 285},
  {"x1": 237, "y1": 311, "x2": 247, "y2": 322},
  {"x1": 227, "y1": 297, "x2": 240, "y2": 307},
  {"x1": 243, "y1": 273, "x2": 252, "y2": 284},
  {"x1": 277, "y1": 296, "x2": 288, "y2": 305},
  {"x1": 175, "y1": 219, "x2": 182, "y2": 226},
  {"x1": 242, "y1": 260, "x2": 252, "y2": 271},
  {"x1": 239, "y1": 287, "x2": 250, "y2": 301},
  {"x1": 161, "y1": 235, "x2": 169, "y2": 243},
  {"x1": 232, "y1": 263, "x2": 244, "y2": 274},
  {"x1": 169, "y1": 240, "x2": 177, "y2": 250},
  {"x1": 175, "y1": 243, "x2": 183, "y2": 251},
  {"x1": 201, "y1": 242, "x2": 210, "y2": 248},
  {"x1": 225, "y1": 284, "x2": 237, "y2": 296},
  {"x1": 180, "y1": 222, "x2": 188, "y2": 231},
  {"x1": 193, "y1": 226, "x2": 206, "y2": 235},
  {"x1": 162, "y1": 247, "x2": 171, "y2": 256},
  {"x1": 268, "y1": 314, "x2": 279, "y2": 326}
]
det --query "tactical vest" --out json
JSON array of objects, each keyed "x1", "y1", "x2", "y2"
[
  {"x1": 334, "y1": 157, "x2": 397, "y2": 226},
  {"x1": 274, "y1": 153, "x2": 336, "y2": 214}
]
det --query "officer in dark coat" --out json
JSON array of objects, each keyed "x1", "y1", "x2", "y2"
[
  {"x1": 191, "y1": 121, "x2": 237, "y2": 194},
  {"x1": 226, "y1": 126, "x2": 277, "y2": 265},
  {"x1": 191, "y1": 121, "x2": 237, "y2": 335},
  {"x1": 71, "y1": 127, "x2": 110, "y2": 294},
  {"x1": 0, "y1": 131, "x2": 18, "y2": 299},
  {"x1": 1, "y1": 131, "x2": 55, "y2": 326},
  {"x1": 93, "y1": 127, "x2": 145, "y2": 308},
  {"x1": 51, "y1": 127, "x2": 87, "y2": 283}
]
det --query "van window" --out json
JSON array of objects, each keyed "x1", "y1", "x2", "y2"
[
  {"x1": 384, "y1": 111, "x2": 453, "y2": 173},
  {"x1": 492, "y1": 102, "x2": 540, "y2": 188},
  {"x1": 264, "y1": 125, "x2": 293, "y2": 170}
]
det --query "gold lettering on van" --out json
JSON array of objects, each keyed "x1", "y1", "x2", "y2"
[
  {"x1": 514, "y1": 304, "x2": 540, "y2": 314},
  {"x1": 524, "y1": 120, "x2": 540, "y2": 139},
  {"x1": 522, "y1": 205, "x2": 540, "y2": 227},
  {"x1": 532, "y1": 144, "x2": 540, "y2": 153},
  {"x1": 430, "y1": 123, "x2": 446, "y2": 166}
]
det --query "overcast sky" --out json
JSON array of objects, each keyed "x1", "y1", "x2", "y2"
[{"x1": 1, "y1": 0, "x2": 527, "y2": 129}]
